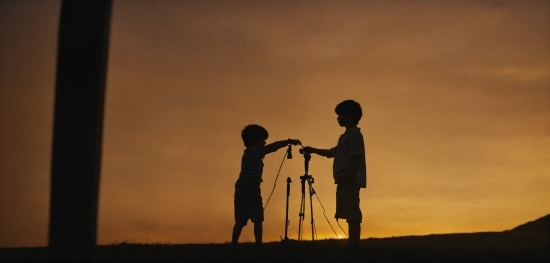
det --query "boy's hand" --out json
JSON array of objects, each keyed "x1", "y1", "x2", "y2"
[
  {"x1": 301, "y1": 146, "x2": 334, "y2": 158},
  {"x1": 287, "y1": 139, "x2": 301, "y2": 145}
]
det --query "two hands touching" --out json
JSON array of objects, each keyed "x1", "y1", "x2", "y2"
[
  {"x1": 284, "y1": 139, "x2": 333, "y2": 159},
  {"x1": 302, "y1": 146, "x2": 333, "y2": 158}
]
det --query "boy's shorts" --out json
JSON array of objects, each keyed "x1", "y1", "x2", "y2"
[
  {"x1": 234, "y1": 184, "x2": 264, "y2": 225},
  {"x1": 335, "y1": 180, "x2": 362, "y2": 222}
]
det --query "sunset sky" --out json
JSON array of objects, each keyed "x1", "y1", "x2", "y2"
[{"x1": 1, "y1": 0, "x2": 549, "y2": 247}]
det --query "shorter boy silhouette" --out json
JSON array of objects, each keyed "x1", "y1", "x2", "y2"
[
  {"x1": 232, "y1": 124, "x2": 301, "y2": 246},
  {"x1": 303, "y1": 100, "x2": 367, "y2": 247}
]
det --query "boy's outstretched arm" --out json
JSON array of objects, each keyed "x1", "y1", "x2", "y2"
[
  {"x1": 302, "y1": 146, "x2": 334, "y2": 158},
  {"x1": 265, "y1": 139, "x2": 301, "y2": 154}
]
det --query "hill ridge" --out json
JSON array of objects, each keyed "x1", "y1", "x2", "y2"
[{"x1": 509, "y1": 214, "x2": 550, "y2": 233}]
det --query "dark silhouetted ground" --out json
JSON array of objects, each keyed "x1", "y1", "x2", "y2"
[
  {"x1": 2, "y1": 214, "x2": 549, "y2": 262},
  {"x1": 2, "y1": 231, "x2": 548, "y2": 262}
]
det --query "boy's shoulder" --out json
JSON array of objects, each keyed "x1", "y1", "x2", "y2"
[
  {"x1": 343, "y1": 127, "x2": 364, "y2": 143},
  {"x1": 244, "y1": 145, "x2": 265, "y2": 150},
  {"x1": 243, "y1": 145, "x2": 265, "y2": 155},
  {"x1": 343, "y1": 127, "x2": 362, "y2": 136}
]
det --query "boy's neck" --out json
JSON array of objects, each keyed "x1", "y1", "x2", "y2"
[{"x1": 345, "y1": 124, "x2": 358, "y2": 130}]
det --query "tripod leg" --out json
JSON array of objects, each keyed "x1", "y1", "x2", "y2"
[
  {"x1": 309, "y1": 182, "x2": 315, "y2": 241},
  {"x1": 298, "y1": 193, "x2": 305, "y2": 241},
  {"x1": 298, "y1": 176, "x2": 306, "y2": 241}
]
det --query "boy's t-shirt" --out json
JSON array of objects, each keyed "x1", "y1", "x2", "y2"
[
  {"x1": 235, "y1": 145, "x2": 265, "y2": 187},
  {"x1": 330, "y1": 127, "x2": 367, "y2": 188}
]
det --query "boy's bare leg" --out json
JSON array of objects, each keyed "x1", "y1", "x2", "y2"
[
  {"x1": 253, "y1": 222, "x2": 263, "y2": 245},
  {"x1": 232, "y1": 223, "x2": 245, "y2": 244},
  {"x1": 348, "y1": 221, "x2": 361, "y2": 246}
]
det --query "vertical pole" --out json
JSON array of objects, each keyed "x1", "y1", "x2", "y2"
[
  {"x1": 284, "y1": 177, "x2": 291, "y2": 241},
  {"x1": 48, "y1": 1, "x2": 112, "y2": 261}
]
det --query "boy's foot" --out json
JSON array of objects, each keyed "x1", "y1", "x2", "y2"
[
  {"x1": 229, "y1": 242, "x2": 242, "y2": 253},
  {"x1": 226, "y1": 242, "x2": 242, "y2": 260},
  {"x1": 252, "y1": 243, "x2": 264, "y2": 258},
  {"x1": 346, "y1": 242, "x2": 360, "y2": 250},
  {"x1": 345, "y1": 244, "x2": 361, "y2": 261}
]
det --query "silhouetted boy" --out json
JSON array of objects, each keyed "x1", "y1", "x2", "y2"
[
  {"x1": 303, "y1": 100, "x2": 366, "y2": 247},
  {"x1": 232, "y1": 124, "x2": 301, "y2": 246}
]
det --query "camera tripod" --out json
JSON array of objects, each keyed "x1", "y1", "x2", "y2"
[
  {"x1": 282, "y1": 148, "x2": 316, "y2": 241},
  {"x1": 282, "y1": 146, "x2": 342, "y2": 242},
  {"x1": 297, "y1": 149, "x2": 316, "y2": 241}
]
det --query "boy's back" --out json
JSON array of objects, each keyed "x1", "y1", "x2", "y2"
[{"x1": 235, "y1": 145, "x2": 265, "y2": 187}]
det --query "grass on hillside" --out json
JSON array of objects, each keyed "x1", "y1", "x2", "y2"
[{"x1": 1, "y1": 231, "x2": 548, "y2": 262}]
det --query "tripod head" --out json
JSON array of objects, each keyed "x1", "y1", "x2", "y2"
[
  {"x1": 299, "y1": 148, "x2": 311, "y2": 174},
  {"x1": 298, "y1": 148, "x2": 310, "y2": 158}
]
